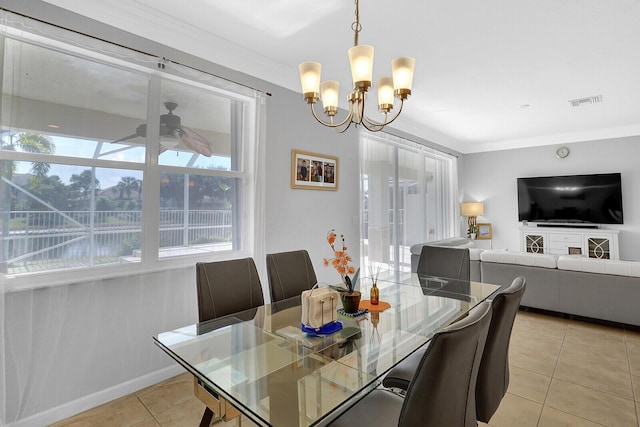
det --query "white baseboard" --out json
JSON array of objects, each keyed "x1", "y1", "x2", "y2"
[{"x1": 6, "y1": 365, "x2": 183, "y2": 427}]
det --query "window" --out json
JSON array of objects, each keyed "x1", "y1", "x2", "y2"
[
  {"x1": 360, "y1": 132, "x2": 456, "y2": 274},
  {"x1": 0, "y1": 14, "x2": 262, "y2": 287}
]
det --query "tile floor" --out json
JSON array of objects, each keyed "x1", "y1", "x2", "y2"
[{"x1": 51, "y1": 310, "x2": 640, "y2": 427}]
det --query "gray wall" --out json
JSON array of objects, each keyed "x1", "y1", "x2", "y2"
[
  {"x1": 460, "y1": 136, "x2": 640, "y2": 260},
  {"x1": 1, "y1": 1, "x2": 361, "y2": 425}
]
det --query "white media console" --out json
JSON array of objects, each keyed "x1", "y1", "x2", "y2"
[{"x1": 520, "y1": 226, "x2": 620, "y2": 260}]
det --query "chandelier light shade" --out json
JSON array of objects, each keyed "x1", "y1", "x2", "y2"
[
  {"x1": 321, "y1": 80, "x2": 340, "y2": 114},
  {"x1": 391, "y1": 57, "x2": 416, "y2": 96},
  {"x1": 299, "y1": 62, "x2": 322, "y2": 100},
  {"x1": 298, "y1": 0, "x2": 415, "y2": 133}
]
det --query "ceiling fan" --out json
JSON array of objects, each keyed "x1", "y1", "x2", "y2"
[{"x1": 111, "y1": 102, "x2": 213, "y2": 157}]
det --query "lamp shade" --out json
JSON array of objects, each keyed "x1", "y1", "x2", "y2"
[
  {"x1": 348, "y1": 45, "x2": 374, "y2": 86},
  {"x1": 461, "y1": 202, "x2": 484, "y2": 217},
  {"x1": 377, "y1": 77, "x2": 394, "y2": 107},
  {"x1": 299, "y1": 61, "x2": 321, "y2": 95},
  {"x1": 320, "y1": 80, "x2": 340, "y2": 110},
  {"x1": 391, "y1": 56, "x2": 415, "y2": 92}
]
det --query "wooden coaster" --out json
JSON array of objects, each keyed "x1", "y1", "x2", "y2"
[{"x1": 359, "y1": 300, "x2": 391, "y2": 312}]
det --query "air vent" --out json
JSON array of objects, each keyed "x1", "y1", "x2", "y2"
[{"x1": 569, "y1": 95, "x2": 602, "y2": 107}]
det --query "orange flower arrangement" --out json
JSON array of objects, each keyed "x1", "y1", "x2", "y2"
[{"x1": 323, "y1": 229, "x2": 359, "y2": 292}]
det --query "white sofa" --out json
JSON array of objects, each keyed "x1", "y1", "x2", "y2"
[
  {"x1": 411, "y1": 238, "x2": 640, "y2": 326},
  {"x1": 480, "y1": 250, "x2": 640, "y2": 327}
]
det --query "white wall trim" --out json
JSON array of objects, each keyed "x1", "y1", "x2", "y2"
[{"x1": 6, "y1": 365, "x2": 183, "y2": 427}]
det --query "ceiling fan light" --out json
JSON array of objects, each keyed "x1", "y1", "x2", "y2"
[
  {"x1": 348, "y1": 45, "x2": 374, "y2": 89},
  {"x1": 299, "y1": 61, "x2": 321, "y2": 102},
  {"x1": 159, "y1": 134, "x2": 180, "y2": 149},
  {"x1": 377, "y1": 77, "x2": 394, "y2": 112},
  {"x1": 391, "y1": 56, "x2": 415, "y2": 99}
]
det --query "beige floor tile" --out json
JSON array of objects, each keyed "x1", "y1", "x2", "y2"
[
  {"x1": 136, "y1": 373, "x2": 194, "y2": 417},
  {"x1": 565, "y1": 323, "x2": 627, "y2": 354},
  {"x1": 514, "y1": 311, "x2": 568, "y2": 340},
  {"x1": 625, "y1": 329, "x2": 640, "y2": 343},
  {"x1": 509, "y1": 330, "x2": 563, "y2": 376},
  {"x1": 628, "y1": 339, "x2": 640, "y2": 377},
  {"x1": 568, "y1": 319, "x2": 625, "y2": 337},
  {"x1": 49, "y1": 395, "x2": 153, "y2": 427},
  {"x1": 553, "y1": 340, "x2": 633, "y2": 399},
  {"x1": 545, "y1": 379, "x2": 637, "y2": 427},
  {"x1": 633, "y1": 374, "x2": 640, "y2": 403},
  {"x1": 132, "y1": 419, "x2": 160, "y2": 427},
  {"x1": 538, "y1": 406, "x2": 605, "y2": 427},
  {"x1": 153, "y1": 397, "x2": 206, "y2": 426},
  {"x1": 486, "y1": 393, "x2": 542, "y2": 427},
  {"x1": 507, "y1": 366, "x2": 551, "y2": 403}
]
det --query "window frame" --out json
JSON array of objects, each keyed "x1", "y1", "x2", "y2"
[{"x1": 0, "y1": 15, "x2": 260, "y2": 292}]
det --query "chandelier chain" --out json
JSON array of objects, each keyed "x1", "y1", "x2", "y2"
[{"x1": 352, "y1": 0, "x2": 362, "y2": 47}]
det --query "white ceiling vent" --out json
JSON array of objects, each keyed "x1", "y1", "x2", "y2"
[{"x1": 569, "y1": 95, "x2": 602, "y2": 107}]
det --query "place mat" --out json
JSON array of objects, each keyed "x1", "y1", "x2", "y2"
[
  {"x1": 337, "y1": 308, "x2": 369, "y2": 317},
  {"x1": 359, "y1": 300, "x2": 391, "y2": 312}
]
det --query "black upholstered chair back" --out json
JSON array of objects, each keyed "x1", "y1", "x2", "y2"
[
  {"x1": 417, "y1": 245, "x2": 470, "y2": 280},
  {"x1": 475, "y1": 276, "x2": 526, "y2": 422},
  {"x1": 399, "y1": 301, "x2": 492, "y2": 427},
  {"x1": 195, "y1": 258, "x2": 264, "y2": 322},
  {"x1": 266, "y1": 250, "x2": 317, "y2": 303}
]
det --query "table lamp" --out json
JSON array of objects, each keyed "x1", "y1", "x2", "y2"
[{"x1": 461, "y1": 202, "x2": 484, "y2": 228}]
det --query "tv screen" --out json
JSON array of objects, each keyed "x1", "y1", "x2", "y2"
[{"x1": 517, "y1": 173, "x2": 623, "y2": 224}]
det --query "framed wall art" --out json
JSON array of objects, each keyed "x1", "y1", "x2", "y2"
[
  {"x1": 477, "y1": 223, "x2": 492, "y2": 240},
  {"x1": 291, "y1": 149, "x2": 338, "y2": 190}
]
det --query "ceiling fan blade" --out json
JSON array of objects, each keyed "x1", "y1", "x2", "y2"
[
  {"x1": 178, "y1": 126, "x2": 213, "y2": 157},
  {"x1": 110, "y1": 133, "x2": 139, "y2": 144}
]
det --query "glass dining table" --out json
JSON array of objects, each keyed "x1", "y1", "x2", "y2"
[{"x1": 153, "y1": 273, "x2": 501, "y2": 427}]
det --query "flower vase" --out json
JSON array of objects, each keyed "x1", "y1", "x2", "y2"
[{"x1": 340, "y1": 291, "x2": 362, "y2": 314}]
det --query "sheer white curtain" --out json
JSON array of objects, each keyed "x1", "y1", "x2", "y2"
[
  {"x1": 0, "y1": 10, "x2": 267, "y2": 426},
  {"x1": 249, "y1": 93, "x2": 268, "y2": 297},
  {"x1": 359, "y1": 132, "x2": 457, "y2": 275}
]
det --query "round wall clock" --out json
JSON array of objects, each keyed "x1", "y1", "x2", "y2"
[{"x1": 556, "y1": 146, "x2": 570, "y2": 159}]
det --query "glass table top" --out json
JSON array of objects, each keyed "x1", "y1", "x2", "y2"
[{"x1": 154, "y1": 274, "x2": 501, "y2": 426}]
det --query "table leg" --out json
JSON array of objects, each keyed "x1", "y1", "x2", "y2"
[
  {"x1": 193, "y1": 377, "x2": 241, "y2": 424},
  {"x1": 200, "y1": 407, "x2": 214, "y2": 427}
]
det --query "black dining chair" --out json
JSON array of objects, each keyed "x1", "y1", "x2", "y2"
[
  {"x1": 194, "y1": 257, "x2": 265, "y2": 425},
  {"x1": 382, "y1": 277, "x2": 526, "y2": 424},
  {"x1": 329, "y1": 301, "x2": 492, "y2": 427},
  {"x1": 417, "y1": 245, "x2": 471, "y2": 280},
  {"x1": 476, "y1": 276, "x2": 526, "y2": 422},
  {"x1": 196, "y1": 257, "x2": 264, "y2": 322},
  {"x1": 266, "y1": 249, "x2": 317, "y2": 303}
]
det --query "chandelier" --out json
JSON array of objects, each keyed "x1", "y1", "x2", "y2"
[{"x1": 298, "y1": 0, "x2": 415, "y2": 133}]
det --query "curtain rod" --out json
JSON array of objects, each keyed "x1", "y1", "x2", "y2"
[{"x1": 0, "y1": 7, "x2": 272, "y2": 97}]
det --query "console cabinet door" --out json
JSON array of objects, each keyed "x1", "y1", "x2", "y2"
[{"x1": 524, "y1": 233, "x2": 547, "y2": 254}]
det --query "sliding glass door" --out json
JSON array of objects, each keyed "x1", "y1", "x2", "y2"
[{"x1": 360, "y1": 132, "x2": 456, "y2": 275}]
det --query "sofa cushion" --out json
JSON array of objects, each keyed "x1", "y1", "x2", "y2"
[
  {"x1": 557, "y1": 256, "x2": 640, "y2": 278},
  {"x1": 410, "y1": 238, "x2": 474, "y2": 255},
  {"x1": 469, "y1": 248, "x2": 484, "y2": 261},
  {"x1": 480, "y1": 250, "x2": 558, "y2": 269}
]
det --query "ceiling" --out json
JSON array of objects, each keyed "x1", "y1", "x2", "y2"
[{"x1": 40, "y1": 0, "x2": 640, "y2": 153}]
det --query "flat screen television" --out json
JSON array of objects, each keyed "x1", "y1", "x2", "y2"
[{"x1": 517, "y1": 173, "x2": 623, "y2": 224}]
